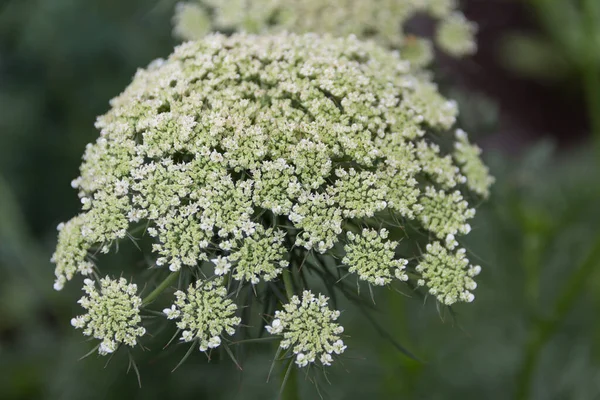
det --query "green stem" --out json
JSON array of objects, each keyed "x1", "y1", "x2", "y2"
[
  {"x1": 516, "y1": 233, "x2": 600, "y2": 399},
  {"x1": 523, "y1": 233, "x2": 543, "y2": 312},
  {"x1": 282, "y1": 268, "x2": 295, "y2": 301},
  {"x1": 280, "y1": 360, "x2": 299, "y2": 400},
  {"x1": 142, "y1": 271, "x2": 180, "y2": 306},
  {"x1": 279, "y1": 258, "x2": 300, "y2": 399}
]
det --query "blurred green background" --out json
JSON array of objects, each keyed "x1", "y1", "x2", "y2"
[{"x1": 1, "y1": 1, "x2": 599, "y2": 399}]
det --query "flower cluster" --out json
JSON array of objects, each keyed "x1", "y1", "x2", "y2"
[
  {"x1": 71, "y1": 277, "x2": 145, "y2": 355},
  {"x1": 436, "y1": 12, "x2": 478, "y2": 57},
  {"x1": 173, "y1": 0, "x2": 478, "y2": 67},
  {"x1": 55, "y1": 33, "x2": 492, "y2": 368},
  {"x1": 416, "y1": 242, "x2": 481, "y2": 305},
  {"x1": 343, "y1": 229, "x2": 408, "y2": 286},
  {"x1": 266, "y1": 291, "x2": 346, "y2": 367},
  {"x1": 163, "y1": 279, "x2": 240, "y2": 351},
  {"x1": 454, "y1": 129, "x2": 495, "y2": 199},
  {"x1": 226, "y1": 227, "x2": 289, "y2": 284},
  {"x1": 418, "y1": 187, "x2": 475, "y2": 241}
]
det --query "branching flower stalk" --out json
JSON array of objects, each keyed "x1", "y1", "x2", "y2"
[{"x1": 52, "y1": 32, "x2": 493, "y2": 379}]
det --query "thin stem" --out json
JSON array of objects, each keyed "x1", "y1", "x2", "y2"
[
  {"x1": 282, "y1": 269, "x2": 295, "y2": 301},
  {"x1": 516, "y1": 233, "x2": 600, "y2": 399},
  {"x1": 280, "y1": 359, "x2": 300, "y2": 400},
  {"x1": 142, "y1": 271, "x2": 180, "y2": 306},
  {"x1": 279, "y1": 254, "x2": 301, "y2": 399}
]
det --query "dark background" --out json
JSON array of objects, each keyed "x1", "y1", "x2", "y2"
[{"x1": 1, "y1": 0, "x2": 599, "y2": 399}]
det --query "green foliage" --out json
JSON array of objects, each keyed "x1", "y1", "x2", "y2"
[
  {"x1": 498, "y1": 0, "x2": 600, "y2": 151},
  {"x1": 379, "y1": 143, "x2": 600, "y2": 399}
]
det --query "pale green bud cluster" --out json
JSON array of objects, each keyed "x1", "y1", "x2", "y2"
[
  {"x1": 343, "y1": 229, "x2": 408, "y2": 286},
  {"x1": 51, "y1": 216, "x2": 94, "y2": 290},
  {"x1": 416, "y1": 141, "x2": 466, "y2": 189},
  {"x1": 330, "y1": 168, "x2": 387, "y2": 219},
  {"x1": 226, "y1": 227, "x2": 290, "y2": 284},
  {"x1": 416, "y1": 242, "x2": 481, "y2": 305},
  {"x1": 290, "y1": 191, "x2": 344, "y2": 254},
  {"x1": 436, "y1": 12, "x2": 478, "y2": 57},
  {"x1": 266, "y1": 291, "x2": 346, "y2": 367},
  {"x1": 71, "y1": 277, "x2": 145, "y2": 355},
  {"x1": 401, "y1": 36, "x2": 435, "y2": 69},
  {"x1": 252, "y1": 159, "x2": 301, "y2": 215},
  {"x1": 163, "y1": 279, "x2": 241, "y2": 351},
  {"x1": 173, "y1": 0, "x2": 477, "y2": 67},
  {"x1": 454, "y1": 129, "x2": 495, "y2": 199},
  {"x1": 418, "y1": 187, "x2": 475, "y2": 241}
]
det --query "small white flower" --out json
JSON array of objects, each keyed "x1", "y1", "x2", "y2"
[
  {"x1": 163, "y1": 305, "x2": 180, "y2": 319},
  {"x1": 211, "y1": 256, "x2": 231, "y2": 276},
  {"x1": 99, "y1": 339, "x2": 117, "y2": 355},
  {"x1": 181, "y1": 330, "x2": 194, "y2": 342},
  {"x1": 115, "y1": 179, "x2": 129, "y2": 196},
  {"x1": 169, "y1": 259, "x2": 182, "y2": 272},
  {"x1": 295, "y1": 353, "x2": 309, "y2": 367},
  {"x1": 207, "y1": 336, "x2": 221, "y2": 348},
  {"x1": 445, "y1": 233, "x2": 458, "y2": 250},
  {"x1": 266, "y1": 318, "x2": 283, "y2": 334},
  {"x1": 332, "y1": 339, "x2": 347, "y2": 354},
  {"x1": 320, "y1": 353, "x2": 333, "y2": 366},
  {"x1": 77, "y1": 261, "x2": 94, "y2": 276}
]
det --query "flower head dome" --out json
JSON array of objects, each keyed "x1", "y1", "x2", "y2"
[
  {"x1": 173, "y1": 0, "x2": 478, "y2": 67},
  {"x1": 53, "y1": 32, "x2": 491, "y2": 305},
  {"x1": 55, "y1": 32, "x2": 493, "y2": 371}
]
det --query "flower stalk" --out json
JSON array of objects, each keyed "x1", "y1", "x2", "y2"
[{"x1": 142, "y1": 271, "x2": 180, "y2": 307}]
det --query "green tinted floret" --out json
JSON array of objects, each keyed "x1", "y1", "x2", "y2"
[
  {"x1": 454, "y1": 129, "x2": 495, "y2": 198},
  {"x1": 163, "y1": 279, "x2": 241, "y2": 351},
  {"x1": 71, "y1": 277, "x2": 145, "y2": 355},
  {"x1": 343, "y1": 229, "x2": 409, "y2": 285},
  {"x1": 266, "y1": 290, "x2": 346, "y2": 367},
  {"x1": 416, "y1": 242, "x2": 481, "y2": 305}
]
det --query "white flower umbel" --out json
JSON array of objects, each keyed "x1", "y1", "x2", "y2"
[
  {"x1": 173, "y1": 0, "x2": 477, "y2": 67},
  {"x1": 416, "y1": 242, "x2": 481, "y2": 305},
  {"x1": 266, "y1": 291, "x2": 346, "y2": 367},
  {"x1": 71, "y1": 277, "x2": 146, "y2": 355},
  {"x1": 164, "y1": 279, "x2": 240, "y2": 352},
  {"x1": 343, "y1": 229, "x2": 408, "y2": 286},
  {"x1": 53, "y1": 33, "x2": 492, "y2": 305}
]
